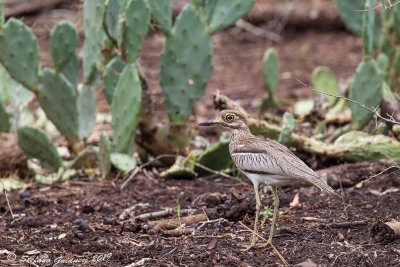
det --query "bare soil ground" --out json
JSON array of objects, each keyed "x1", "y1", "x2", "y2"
[{"x1": 1, "y1": 1, "x2": 400, "y2": 266}]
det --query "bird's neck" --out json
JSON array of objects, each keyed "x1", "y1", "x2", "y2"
[{"x1": 231, "y1": 127, "x2": 252, "y2": 139}]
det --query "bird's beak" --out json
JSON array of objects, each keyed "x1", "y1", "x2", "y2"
[{"x1": 199, "y1": 119, "x2": 218, "y2": 126}]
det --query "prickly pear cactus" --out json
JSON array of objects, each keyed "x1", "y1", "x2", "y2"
[
  {"x1": 0, "y1": 0, "x2": 4, "y2": 28},
  {"x1": 50, "y1": 21, "x2": 79, "y2": 71},
  {"x1": 0, "y1": 18, "x2": 40, "y2": 90},
  {"x1": 111, "y1": 64, "x2": 142, "y2": 153},
  {"x1": 195, "y1": 140, "x2": 231, "y2": 176},
  {"x1": 38, "y1": 68, "x2": 79, "y2": 139},
  {"x1": 208, "y1": 0, "x2": 255, "y2": 34},
  {"x1": 83, "y1": 0, "x2": 106, "y2": 82},
  {"x1": 349, "y1": 59, "x2": 383, "y2": 129},
  {"x1": 99, "y1": 132, "x2": 112, "y2": 177},
  {"x1": 103, "y1": 57, "x2": 126, "y2": 104},
  {"x1": 0, "y1": 100, "x2": 10, "y2": 132},
  {"x1": 77, "y1": 85, "x2": 96, "y2": 139},
  {"x1": 278, "y1": 112, "x2": 295, "y2": 145},
  {"x1": 123, "y1": 0, "x2": 150, "y2": 63},
  {"x1": 362, "y1": 0, "x2": 375, "y2": 57},
  {"x1": 311, "y1": 66, "x2": 338, "y2": 106},
  {"x1": 103, "y1": 0, "x2": 120, "y2": 44},
  {"x1": 18, "y1": 126, "x2": 63, "y2": 171},
  {"x1": 260, "y1": 48, "x2": 280, "y2": 112},
  {"x1": 61, "y1": 52, "x2": 79, "y2": 89},
  {"x1": 110, "y1": 152, "x2": 137, "y2": 172},
  {"x1": 160, "y1": 4, "x2": 213, "y2": 123},
  {"x1": 148, "y1": 0, "x2": 172, "y2": 35}
]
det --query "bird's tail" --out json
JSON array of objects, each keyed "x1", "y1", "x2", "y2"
[{"x1": 307, "y1": 177, "x2": 339, "y2": 197}]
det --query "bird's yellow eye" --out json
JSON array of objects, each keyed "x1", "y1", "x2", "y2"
[{"x1": 225, "y1": 114, "x2": 235, "y2": 122}]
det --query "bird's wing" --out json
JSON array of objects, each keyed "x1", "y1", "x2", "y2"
[{"x1": 231, "y1": 138, "x2": 318, "y2": 180}]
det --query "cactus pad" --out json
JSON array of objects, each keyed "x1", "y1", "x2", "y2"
[
  {"x1": 50, "y1": 21, "x2": 79, "y2": 71},
  {"x1": 0, "y1": 0, "x2": 4, "y2": 28},
  {"x1": 123, "y1": 0, "x2": 150, "y2": 63},
  {"x1": 111, "y1": 64, "x2": 142, "y2": 153},
  {"x1": 208, "y1": 0, "x2": 255, "y2": 34},
  {"x1": 18, "y1": 126, "x2": 63, "y2": 171},
  {"x1": 148, "y1": 0, "x2": 172, "y2": 35},
  {"x1": 99, "y1": 132, "x2": 112, "y2": 177},
  {"x1": 278, "y1": 112, "x2": 295, "y2": 145},
  {"x1": 103, "y1": 0, "x2": 120, "y2": 44},
  {"x1": 195, "y1": 140, "x2": 231, "y2": 176},
  {"x1": 103, "y1": 57, "x2": 126, "y2": 104},
  {"x1": 311, "y1": 66, "x2": 338, "y2": 106},
  {"x1": 83, "y1": 0, "x2": 106, "y2": 82},
  {"x1": 0, "y1": 18, "x2": 40, "y2": 90},
  {"x1": 61, "y1": 52, "x2": 80, "y2": 89},
  {"x1": 160, "y1": 4, "x2": 213, "y2": 123},
  {"x1": 262, "y1": 48, "x2": 279, "y2": 96},
  {"x1": 77, "y1": 85, "x2": 96, "y2": 139},
  {"x1": 0, "y1": 100, "x2": 10, "y2": 132},
  {"x1": 38, "y1": 68, "x2": 79, "y2": 139},
  {"x1": 110, "y1": 152, "x2": 137, "y2": 172},
  {"x1": 349, "y1": 59, "x2": 383, "y2": 129}
]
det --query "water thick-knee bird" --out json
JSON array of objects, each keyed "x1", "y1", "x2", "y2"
[{"x1": 199, "y1": 109, "x2": 336, "y2": 250}]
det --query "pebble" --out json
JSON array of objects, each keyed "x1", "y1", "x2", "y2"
[
  {"x1": 27, "y1": 217, "x2": 37, "y2": 228},
  {"x1": 15, "y1": 246, "x2": 28, "y2": 255},
  {"x1": 78, "y1": 220, "x2": 92, "y2": 232},
  {"x1": 103, "y1": 217, "x2": 114, "y2": 225},
  {"x1": 190, "y1": 223, "x2": 199, "y2": 229},
  {"x1": 46, "y1": 233, "x2": 56, "y2": 239},
  {"x1": 294, "y1": 261, "x2": 318, "y2": 267},
  {"x1": 73, "y1": 218, "x2": 83, "y2": 225},
  {"x1": 20, "y1": 191, "x2": 30, "y2": 199}
]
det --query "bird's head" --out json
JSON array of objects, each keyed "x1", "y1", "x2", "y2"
[{"x1": 199, "y1": 110, "x2": 249, "y2": 131}]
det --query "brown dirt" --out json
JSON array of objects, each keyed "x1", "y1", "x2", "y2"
[{"x1": 1, "y1": 1, "x2": 400, "y2": 267}]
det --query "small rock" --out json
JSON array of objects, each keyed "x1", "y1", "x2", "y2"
[
  {"x1": 365, "y1": 204, "x2": 373, "y2": 209},
  {"x1": 82, "y1": 205, "x2": 94, "y2": 214},
  {"x1": 103, "y1": 217, "x2": 114, "y2": 225},
  {"x1": 73, "y1": 218, "x2": 83, "y2": 225},
  {"x1": 27, "y1": 217, "x2": 37, "y2": 228},
  {"x1": 20, "y1": 191, "x2": 30, "y2": 199},
  {"x1": 294, "y1": 260, "x2": 318, "y2": 267},
  {"x1": 337, "y1": 231, "x2": 345, "y2": 241},
  {"x1": 46, "y1": 233, "x2": 56, "y2": 239},
  {"x1": 56, "y1": 219, "x2": 64, "y2": 225},
  {"x1": 15, "y1": 246, "x2": 28, "y2": 255},
  {"x1": 96, "y1": 237, "x2": 107, "y2": 244},
  {"x1": 78, "y1": 220, "x2": 92, "y2": 232},
  {"x1": 190, "y1": 223, "x2": 199, "y2": 229},
  {"x1": 161, "y1": 252, "x2": 170, "y2": 258}
]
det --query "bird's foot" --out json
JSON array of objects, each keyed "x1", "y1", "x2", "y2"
[
  {"x1": 240, "y1": 242, "x2": 256, "y2": 251},
  {"x1": 240, "y1": 241, "x2": 272, "y2": 251}
]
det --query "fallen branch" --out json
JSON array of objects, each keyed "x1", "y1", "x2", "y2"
[
  {"x1": 324, "y1": 220, "x2": 368, "y2": 228},
  {"x1": 371, "y1": 220, "x2": 400, "y2": 244},
  {"x1": 162, "y1": 228, "x2": 194, "y2": 237},
  {"x1": 4, "y1": 0, "x2": 69, "y2": 17},
  {"x1": 134, "y1": 208, "x2": 196, "y2": 222},
  {"x1": 234, "y1": 18, "x2": 280, "y2": 42}
]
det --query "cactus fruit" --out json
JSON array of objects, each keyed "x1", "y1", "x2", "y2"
[
  {"x1": 160, "y1": 4, "x2": 213, "y2": 124},
  {"x1": 0, "y1": 18, "x2": 40, "y2": 90},
  {"x1": 311, "y1": 66, "x2": 339, "y2": 106},
  {"x1": 103, "y1": 57, "x2": 126, "y2": 104},
  {"x1": 77, "y1": 85, "x2": 96, "y2": 139},
  {"x1": 110, "y1": 152, "x2": 137, "y2": 172},
  {"x1": 123, "y1": 0, "x2": 150, "y2": 63},
  {"x1": 18, "y1": 126, "x2": 63, "y2": 171},
  {"x1": 208, "y1": 0, "x2": 255, "y2": 34},
  {"x1": 0, "y1": 100, "x2": 10, "y2": 132},
  {"x1": 50, "y1": 21, "x2": 79, "y2": 71},
  {"x1": 99, "y1": 132, "x2": 112, "y2": 177},
  {"x1": 111, "y1": 64, "x2": 142, "y2": 153},
  {"x1": 349, "y1": 59, "x2": 383, "y2": 129},
  {"x1": 61, "y1": 52, "x2": 80, "y2": 89},
  {"x1": 103, "y1": 0, "x2": 120, "y2": 44},
  {"x1": 83, "y1": 0, "x2": 106, "y2": 82},
  {"x1": 38, "y1": 68, "x2": 79, "y2": 139},
  {"x1": 195, "y1": 140, "x2": 231, "y2": 176},
  {"x1": 147, "y1": 0, "x2": 172, "y2": 35},
  {"x1": 278, "y1": 112, "x2": 295, "y2": 145}
]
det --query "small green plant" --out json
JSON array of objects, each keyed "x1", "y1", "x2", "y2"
[
  {"x1": 261, "y1": 205, "x2": 272, "y2": 226},
  {"x1": 260, "y1": 48, "x2": 280, "y2": 113},
  {"x1": 175, "y1": 197, "x2": 182, "y2": 229}
]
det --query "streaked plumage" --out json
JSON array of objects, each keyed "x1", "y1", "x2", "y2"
[{"x1": 199, "y1": 109, "x2": 336, "y2": 250}]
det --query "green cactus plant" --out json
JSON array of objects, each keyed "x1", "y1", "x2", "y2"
[
  {"x1": 83, "y1": 0, "x2": 106, "y2": 82},
  {"x1": 362, "y1": 0, "x2": 376, "y2": 57},
  {"x1": 50, "y1": 21, "x2": 79, "y2": 71},
  {"x1": 38, "y1": 68, "x2": 79, "y2": 140},
  {"x1": 99, "y1": 132, "x2": 112, "y2": 177},
  {"x1": 110, "y1": 152, "x2": 137, "y2": 172},
  {"x1": 260, "y1": 48, "x2": 280, "y2": 113},
  {"x1": 208, "y1": 0, "x2": 255, "y2": 34},
  {"x1": 0, "y1": 0, "x2": 4, "y2": 28},
  {"x1": 311, "y1": 66, "x2": 339, "y2": 106},
  {"x1": 123, "y1": 0, "x2": 150, "y2": 63},
  {"x1": 77, "y1": 85, "x2": 96, "y2": 139},
  {"x1": 111, "y1": 64, "x2": 142, "y2": 153},
  {"x1": 61, "y1": 52, "x2": 80, "y2": 89},
  {"x1": 0, "y1": 100, "x2": 10, "y2": 132},
  {"x1": 278, "y1": 112, "x2": 295, "y2": 145},
  {"x1": 195, "y1": 140, "x2": 231, "y2": 176},
  {"x1": 103, "y1": 57, "x2": 126, "y2": 104},
  {"x1": 349, "y1": 59, "x2": 383, "y2": 129},
  {"x1": 103, "y1": 0, "x2": 120, "y2": 44},
  {"x1": 18, "y1": 126, "x2": 63, "y2": 171},
  {"x1": 160, "y1": 4, "x2": 213, "y2": 124},
  {"x1": 0, "y1": 18, "x2": 40, "y2": 90},
  {"x1": 148, "y1": 0, "x2": 172, "y2": 35}
]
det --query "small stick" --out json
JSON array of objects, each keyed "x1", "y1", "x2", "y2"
[
  {"x1": 234, "y1": 18, "x2": 280, "y2": 42},
  {"x1": 162, "y1": 228, "x2": 194, "y2": 237},
  {"x1": 4, "y1": 190, "x2": 15, "y2": 220},
  {"x1": 144, "y1": 214, "x2": 207, "y2": 231},
  {"x1": 133, "y1": 208, "x2": 196, "y2": 221},
  {"x1": 323, "y1": 220, "x2": 368, "y2": 228}
]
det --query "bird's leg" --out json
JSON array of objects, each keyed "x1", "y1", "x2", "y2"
[
  {"x1": 241, "y1": 185, "x2": 261, "y2": 251},
  {"x1": 268, "y1": 186, "x2": 279, "y2": 244}
]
